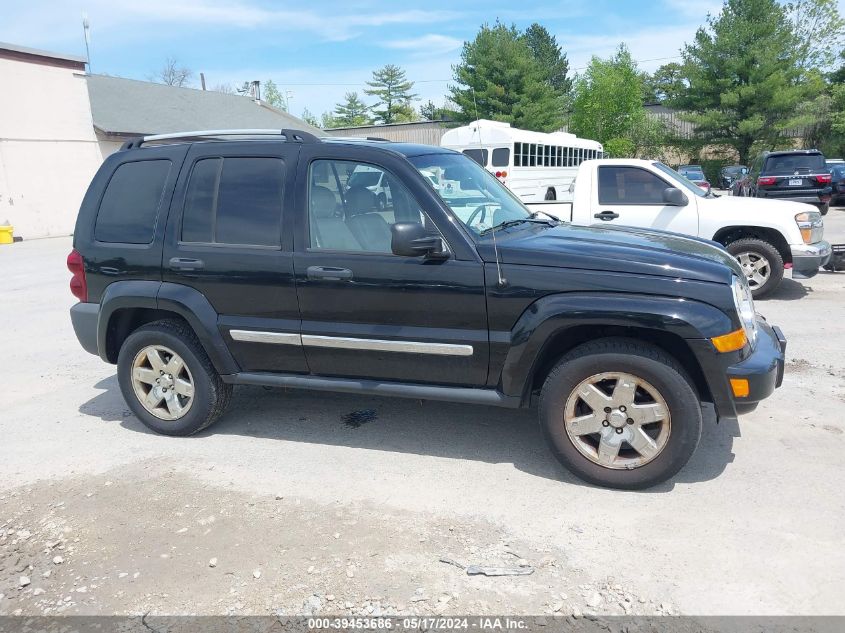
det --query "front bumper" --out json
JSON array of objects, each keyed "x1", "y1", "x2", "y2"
[
  {"x1": 791, "y1": 240, "x2": 832, "y2": 279},
  {"x1": 723, "y1": 320, "x2": 786, "y2": 416}
]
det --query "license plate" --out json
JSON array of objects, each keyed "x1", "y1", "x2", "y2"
[{"x1": 789, "y1": 178, "x2": 802, "y2": 186}]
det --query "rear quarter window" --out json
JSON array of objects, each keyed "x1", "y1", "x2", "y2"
[{"x1": 94, "y1": 160, "x2": 172, "y2": 244}]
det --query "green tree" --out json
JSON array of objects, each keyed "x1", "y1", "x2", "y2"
[
  {"x1": 333, "y1": 92, "x2": 372, "y2": 127},
  {"x1": 450, "y1": 22, "x2": 564, "y2": 131},
  {"x1": 301, "y1": 108, "x2": 320, "y2": 128},
  {"x1": 263, "y1": 80, "x2": 287, "y2": 111},
  {"x1": 644, "y1": 62, "x2": 687, "y2": 104},
  {"x1": 788, "y1": 0, "x2": 845, "y2": 71},
  {"x1": 364, "y1": 64, "x2": 418, "y2": 124},
  {"x1": 419, "y1": 100, "x2": 453, "y2": 121},
  {"x1": 569, "y1": 44, "x2": 665, "y2": 157},
  {"x1": 675, "y1": 0, "x2": 818, "y2": 164},
  {"x1": 521, "y1": 23, "x2": 572, "y2": 95}
]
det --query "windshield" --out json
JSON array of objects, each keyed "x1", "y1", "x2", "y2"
[
  {"x1": 652, "y1": 162, "x2": 709, "y2": 197},
  {"x1": 681, "y1": 168, "x2": 706, "y2": 180},
  {"x1": 409, "y1": 153, "x2": 536, "y2": 236}
]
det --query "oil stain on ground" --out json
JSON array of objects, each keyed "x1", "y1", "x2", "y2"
[{"x1": 342, "y1": 409, "x2": 378, "y2": 428}]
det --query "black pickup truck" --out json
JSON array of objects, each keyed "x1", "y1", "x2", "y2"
[{"x1": 69, "y1": 130, "x2": 786, "y2": 489}]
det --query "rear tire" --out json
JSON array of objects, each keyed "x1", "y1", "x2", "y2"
[
  {"x1": 726, "y1": 238, "x2": 784, "y2": 298},
  {"x1": 117, "y1": 319, "x2": 232, "y2": 436},
  {"x1": 544, "y1": 187, "x2": 557, "y2": 201},
  {"x1": 539, "y1": 338, "x2": 702, "y2": 490},
  {"x1": 819, "y1": 203, "x2": 829, "y2": 216}
]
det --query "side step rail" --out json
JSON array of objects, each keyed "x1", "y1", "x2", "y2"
[{"x1": 225, "y1": 372, "x2": 521, "y2": 408}]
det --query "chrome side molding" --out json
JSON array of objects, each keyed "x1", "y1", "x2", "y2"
[{"x1": 228, "y1": 330, "x2": 473, "y2": 356}]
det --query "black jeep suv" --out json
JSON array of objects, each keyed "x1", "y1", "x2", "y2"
[
  {"x1": 739, "y1": 149, "x2": 832, "y2": 214},
  {"x1": 69, "y1": 129, "x2": 786, "y2": 489}
]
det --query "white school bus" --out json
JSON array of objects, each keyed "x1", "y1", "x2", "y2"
[{"x1": 440, "y1": 119, "x2": 604, "y2": 215}]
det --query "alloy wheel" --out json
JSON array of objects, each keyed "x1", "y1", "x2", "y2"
[
  {"x1": 736, "y1": 251, "x2": 771, "y2": 289},
  {"x1": 564, "y1": 372, "x2": 671, "y2": 469},
  {"x1": 131, "y1": 345, "x2": 195, "y2": 421}
]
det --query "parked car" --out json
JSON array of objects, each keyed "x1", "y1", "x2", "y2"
[
  {"x1": 678, "y1": 164, "x2": 711, "y2": 192},
  {"x1": 537, "y1": 158, "x2": 831, "y2": 298},
  {"x1": 829, "y1": 164, "x2": 845, "y2": 205},
  {"x1": 719, "y1": 165, "x2": 747, "y2": 190},
  {"x1": 737, "y1": 149, "x2": 832, "y2": 215},
  {"x1": 69, "y1": 129, "x2": 787, "y2": 490},
  {"x1": 347, "y1": 164, "x2": 392, "y2": 210}
]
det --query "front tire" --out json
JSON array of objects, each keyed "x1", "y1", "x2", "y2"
[
  {"x1": 726, "y1": 238, "x2": 784, "y2": 298},
  {"x1": 539, "y1": 339, "x2": 702, "y2": 490},
  {"x1": 819, "y1": 203, "x2": 829, "y2": 216},
  {"x1": 117, "y1": 319, "x2": 232, "y2": 436}
]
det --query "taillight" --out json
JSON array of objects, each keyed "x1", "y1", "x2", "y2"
[
  {"x1": 816, "y1": 173, "x2": 832, "y2": 184},
  {"x1": 757, "y1": 176, "x2": 777, "y2": 186},
  {"x1": 67, "y1": 249, "x2": 88, "y2": 302},
  {"x1": 494, "y1": 170, "x2": 508, "y2": 178}
]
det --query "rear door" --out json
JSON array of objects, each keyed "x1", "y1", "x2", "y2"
[
  {"x1": 162, "y1": 141, "x2": 307, "y2": 373},
  {"x1": 592, "y1": 165, "x2": 699, "y2": 235}
]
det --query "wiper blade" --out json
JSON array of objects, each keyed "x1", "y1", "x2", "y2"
[{"x1": 479, "y1": 215, "x2": 557, "y2": 236}]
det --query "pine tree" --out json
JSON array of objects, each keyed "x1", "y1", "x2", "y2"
[
  {"x1": 364, "y1": 65, "x2": 417, "y2": 124},
  {"x1": 333, "y1": 92, "x2": 372, "y2": 126},
  {"x1": 449, "y1": 22, "x2": 564, "y2": 132}
]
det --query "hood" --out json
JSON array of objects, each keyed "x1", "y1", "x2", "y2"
[{"x1": 478, "y1": 223, "x2": 743, "y2": 284}]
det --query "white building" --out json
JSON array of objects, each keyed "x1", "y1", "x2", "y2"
[
  {"x1": 0, "y1": 41, "x2": 321, "y2": 239},
  {"x1": 0, "y1": 43, "x2": 101, "y2": 239}
]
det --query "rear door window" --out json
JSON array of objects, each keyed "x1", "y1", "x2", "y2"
[
  {"x1": 491, "y1": 148, "x2": 510, "y2": 167},
  {"x1": 462, "y1": 149, "x2": 488, "y2": 166},
  {"x1": 181, "y1": 157, "x2": 284, "y2": 247},
  {"x1": 94, "y1": 160, "x2": 172, "y2": 244}
]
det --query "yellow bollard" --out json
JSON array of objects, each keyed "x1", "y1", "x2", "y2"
[{"x1": 0, "y1": 222, "x2": 13, "y2": 245}]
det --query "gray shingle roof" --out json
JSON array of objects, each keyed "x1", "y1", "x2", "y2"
[{"x1": 86, "y1": 74, "x2": 323, "y2": 137}]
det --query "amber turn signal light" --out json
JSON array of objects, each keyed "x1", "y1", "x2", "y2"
[
  {"x1": 711, "y1": 328, "x2": 747, "y2": 353},
  {"x1": 730, "y1": 378, "x2": 750, "y2": 398}
]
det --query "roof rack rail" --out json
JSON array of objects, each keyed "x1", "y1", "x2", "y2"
[{"x1": 120, "y1": 128, "x2": 322, "y2": 151}]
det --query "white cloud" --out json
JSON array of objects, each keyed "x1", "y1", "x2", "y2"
[
  {"x1": 0, "y1": 0, "x2": 464, "y2": 47},
  {"x1": 561, "y1": 22, "x2": 700, "y2": 73},
  {"x1": 383, "y1": 34, "x2": 463, "y2": 57}
]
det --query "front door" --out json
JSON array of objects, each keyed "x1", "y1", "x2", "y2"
[
  {"x1": 292, "y1": 149, "x2": 489, "y2": 386},
  {"x1": 593, "y1": 165, "x2": 699, "y2": 235},
  {"x1": 162, "y1": 141, "x2": 307, "y2": 373}
]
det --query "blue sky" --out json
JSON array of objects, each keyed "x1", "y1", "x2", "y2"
[{"x1": 2, "y1": 0, "x2": 841, "y2": 119}]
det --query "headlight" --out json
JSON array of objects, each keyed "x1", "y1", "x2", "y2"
[
  {"x1": 795, "y1": 211, "x2": 823, "y2": 244},
  {"x1": 731, "y1": 275, "x2": 758, "y2": 348}
]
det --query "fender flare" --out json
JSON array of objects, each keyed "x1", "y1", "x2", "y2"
[
  {"x1": 498, "y1": 292, "x2": 735, "y2": 398},
  {"x1": 97, "y1": 281, "x2": 239, "y2": 375}
]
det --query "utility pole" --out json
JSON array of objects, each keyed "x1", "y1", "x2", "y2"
[{"x1": 82, "y1": 14, "x2": 91, "y2": 72}]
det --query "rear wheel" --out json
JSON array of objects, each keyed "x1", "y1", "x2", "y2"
[
  {"x1": 117, "y1": 320, "x2": 232, "y2": 436},
  {"x1": 539, "y1": 339, "x2": 702, "y2": 490},
  {"x1": 544, "y1": 187, "x2": 557, "y2": 201},
  {"x1": 726, "y1": 238, "x2": 784, "y2": 298},
  {"x1": 819, "y1": 203, "x2": 829, "y2": 216}
]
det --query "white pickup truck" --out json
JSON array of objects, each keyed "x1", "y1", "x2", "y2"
[{"x1": 528, "y1": 158, "x2": 832, "y2": 297}]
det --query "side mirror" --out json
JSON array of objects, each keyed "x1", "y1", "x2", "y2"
[
  {"x1": 663, "y1": 187, "x2": 688, "y2": 206},
  {"x1": 391, "y1": 223, "x2": 448, "y2": 259}
]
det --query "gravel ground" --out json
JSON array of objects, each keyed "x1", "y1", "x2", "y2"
[{"x1": 1, "y1": 211, "x2": 844, "y2": 617}]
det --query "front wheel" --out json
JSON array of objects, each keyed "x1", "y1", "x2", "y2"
[
  {"x1": 539, "y1": 339, "x2": 702, "y2": 490},
  {"x1": 117, "y1": 319, "x2": 232, "y2": 436},
  {"x1": 726, "y1": 238, "x2": 784, "y2": 298},
  {"x1": 819, "y1": 203, "x2": 829, "y2": 216}
]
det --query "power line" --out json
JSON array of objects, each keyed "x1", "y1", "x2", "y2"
[{"x1": 263, "y1": 54, "x2": 684, "y2": 88}]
